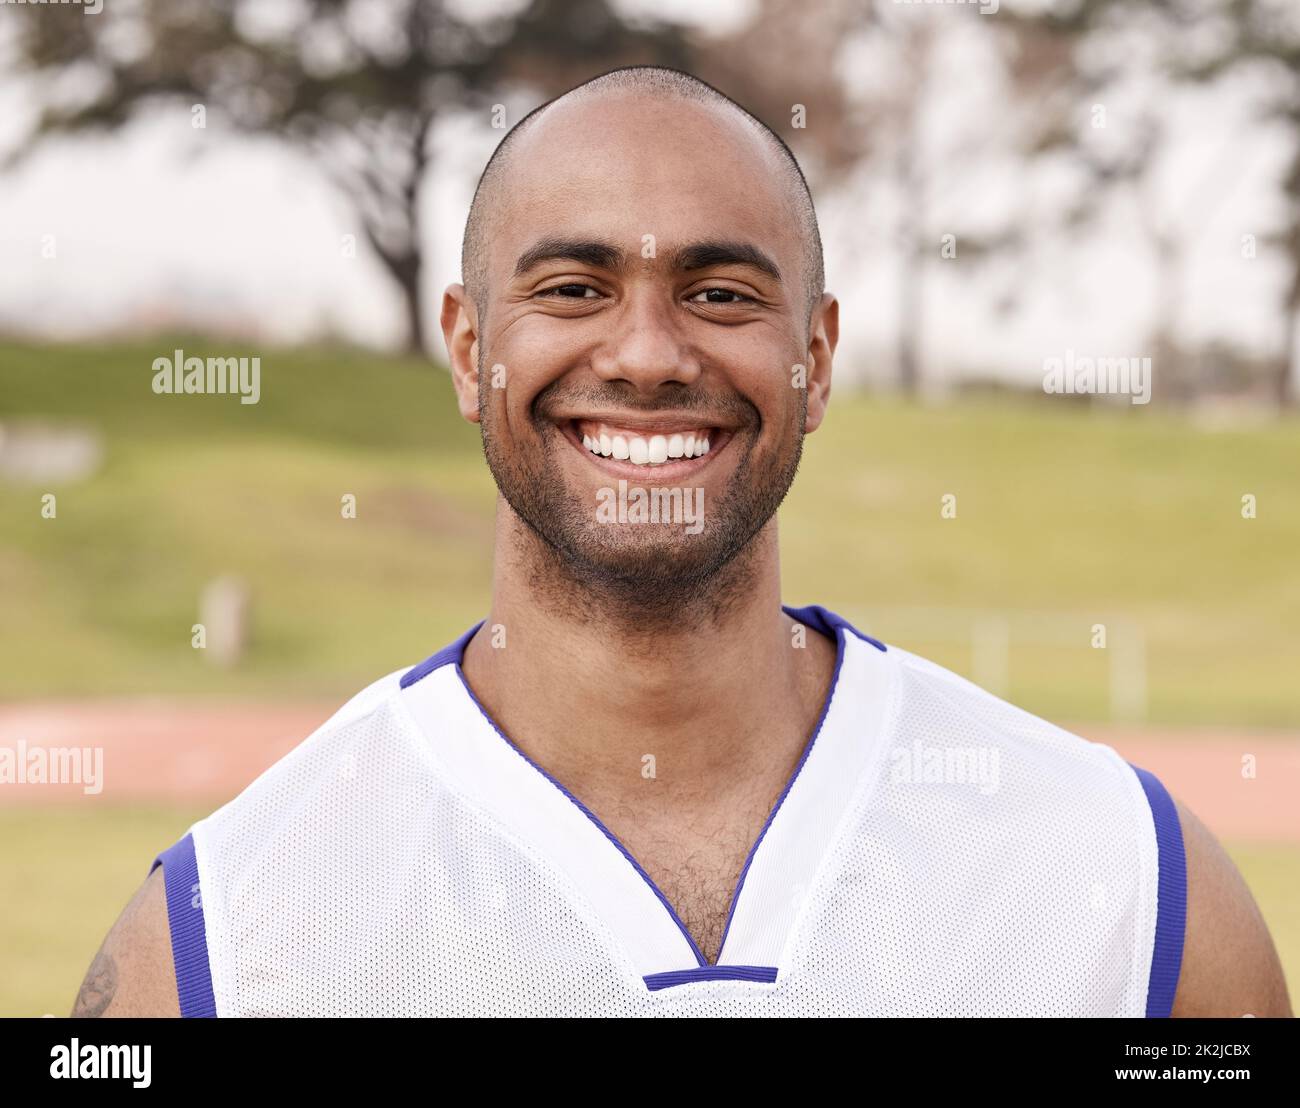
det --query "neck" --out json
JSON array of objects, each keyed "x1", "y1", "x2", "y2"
[{"x1": 459, "y1": 499, "x2": 835, "y2": 803}]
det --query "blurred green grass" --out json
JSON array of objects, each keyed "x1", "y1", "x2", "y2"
[
  {"x1": 1, "y1": 337, "x2": 1297, "y2": 723},
  {"x1": 0, "y1": 805, "x2": 205, "y2": 1017},
  {"x1": 0, "y1": 805, "x2": 1292, "y2": 1017}
]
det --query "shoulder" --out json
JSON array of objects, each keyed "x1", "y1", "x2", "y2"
[
  {"x1": 71, "y1": 666, "x2": 416, "y2": 1018},
  {"x1": 882, "y1": 640, "x2": 1139, "y2": 782},
  {"x1": 1171, "y1": 795, "x2": 1292, "y2": 1017},
  {"x1": 71, "y1": 865, "x2": 177, "y2": 1017},
  {"x1": 884, "y1": 639, "x2": 1292, "y2": 1016},
  {"x1": 205, "y1": 665, "x2": 412, "y2": 817},
  {"x1": 187, "y1": 664, "x2": 432, "y2": 876}
]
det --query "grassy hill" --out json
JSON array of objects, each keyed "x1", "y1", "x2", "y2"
[{"x1": 1, "y1": 337, "x2": 1297, "y2": 725}]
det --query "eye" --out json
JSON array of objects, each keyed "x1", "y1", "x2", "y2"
[
  {"x1": 689, "y1": 287, "x2": 754, "y2": 305},
  {"x1": 538, "y1": 283, "x2": 600, "y2": 299}
]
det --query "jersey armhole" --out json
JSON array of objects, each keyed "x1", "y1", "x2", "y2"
[
  {"x1": 150, "y1": 832, "x2": 218, "y2": 1018},
  {"x1": 1126, "y1": 763, "x2": 1188, "y2": 1018}
]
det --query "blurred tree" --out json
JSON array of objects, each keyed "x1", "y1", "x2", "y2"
[
  {"x1": 1003, "y1": 0, "x2": 1300, "y2": 409},
  {"x1": 6, "y1": 0, "x2": 691, "y2": 357},
  {"x1": 1178, "y1": 0, "x2": 1300, "y2": 408},
  {"x1": 700, "y1": 1, "x2": 1036, "y2": 397}
]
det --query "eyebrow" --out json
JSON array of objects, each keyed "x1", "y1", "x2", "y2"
[
  {"x1": 512, "y1": 236, "x2": 782, "y2": 284},
  {"x1": 513, "y1": 237, "x2": 625, "y2": 278},
  {"x1": 670, "y1": 240, "x2": 781, "y2": 283}
]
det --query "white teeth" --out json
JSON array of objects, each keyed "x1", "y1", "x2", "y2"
[{"x1": 580, "y1": 427, "x2": 715, "y2": 464}]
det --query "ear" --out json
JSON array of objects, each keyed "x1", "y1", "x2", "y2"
[
  {"x1": 803, "y1": 292, "x2": 837, "y2": 434},
  {"x1": 440, "y1": 282, "x2": 482, "y2": 424}
]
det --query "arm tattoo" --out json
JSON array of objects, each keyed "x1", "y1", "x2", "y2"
[{"x1": 71, "y1": 949, "x2": 117, "y2": 1017}]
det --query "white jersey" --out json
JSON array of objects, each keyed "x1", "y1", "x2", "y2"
[{"x1": 151, "y1": 605, "x2": 1185, "y2": 1017}]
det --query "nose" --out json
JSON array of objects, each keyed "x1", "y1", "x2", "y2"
[{"x1": 590, "y1": 290, "x2": 702, "y2": 392}]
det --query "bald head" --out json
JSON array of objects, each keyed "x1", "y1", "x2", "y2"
[{"x1": 461, "y1": 66, "x2": 825, "y2": 331}]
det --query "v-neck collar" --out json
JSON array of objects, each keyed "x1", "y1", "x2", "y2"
[{"x1": 397, "y1": 605, "x2": 894, "y2": 987}]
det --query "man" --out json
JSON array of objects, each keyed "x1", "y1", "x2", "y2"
[{"x1": 75, "y1": 66, "x2": 1290, "y2": 1017}]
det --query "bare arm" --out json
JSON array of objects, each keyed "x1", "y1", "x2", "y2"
[
  {"x1": 71, "y1": 865, "x2": 180, "y2": 1017},
  {"x1": 1171, "y1": 796, "x2": 1292, "y2": 1018}
]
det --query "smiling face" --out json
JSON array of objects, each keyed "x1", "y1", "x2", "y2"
[{"x1": 444, "y1": 89, "x2": 836, "y2": 616}]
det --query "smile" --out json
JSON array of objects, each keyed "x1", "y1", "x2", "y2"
[{"x1": 563, "y1": 418, "x2": 734, "y2": 475}]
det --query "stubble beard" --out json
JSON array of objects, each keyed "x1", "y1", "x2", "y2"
[{"x1": 477, "y1": 368, "x2": 806, "y2": 636}]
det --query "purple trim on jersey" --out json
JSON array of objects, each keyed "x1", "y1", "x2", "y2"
[
  {"x1": 1128, "y1": 763, "x2": 1187, "y2": 1019},
  {"x1": 644, "y1": 965, "x2": 779, "y2": 990},
  {"x1": 783, "y1": 603, "x2": 887, "y2": 653},
  {"x1": 397, "y1": 604, "x2": 882, "y2": 977},
  {"x1": 400, "y1": 607, "x2": 883, "y2": 691},
  {"x1": 448, "y1": 658, "x2": 711, "y2": 966},
  {"x1": 709, "y1": 605, "x2": 855, "y2": 960},
  {"x1": 150, "y1": 833, "x2": 217, "y2": 1018},
  {"x1": 400, "y1": 621, "x2": 484, "y2": 688}
]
